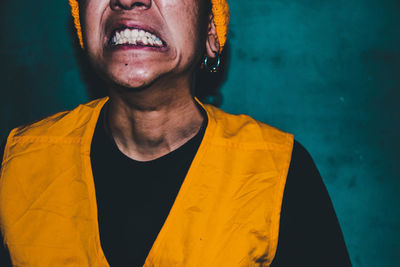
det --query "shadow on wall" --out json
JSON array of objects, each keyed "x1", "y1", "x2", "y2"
[{"x1": 68, "y1": 20, "x2": 230, "y2": 107}]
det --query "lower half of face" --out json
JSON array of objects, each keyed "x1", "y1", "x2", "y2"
[{"x1": 82, "y1": 0, "x2": 208, "y2": 89}]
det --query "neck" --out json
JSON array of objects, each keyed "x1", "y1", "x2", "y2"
[{"x1": 106, "y1": 83, "x2": 204, "y2": 162}]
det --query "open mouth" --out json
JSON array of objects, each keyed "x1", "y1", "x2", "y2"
[{"x1": 108, "y1": 27, "x2": 166, "y2": 49}]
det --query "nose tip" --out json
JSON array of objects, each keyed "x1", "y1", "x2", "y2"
[{"x1": 111, "y1": 0, "x2": 152, "y2": 11}]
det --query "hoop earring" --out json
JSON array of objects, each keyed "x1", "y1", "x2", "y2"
[{"x1": 203, "y1": 55, "x2": 221, "y2": 73}]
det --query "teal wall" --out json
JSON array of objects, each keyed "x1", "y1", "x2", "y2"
[{"x1": 1, "y1": 1, "x2": 399, "y2": 266}]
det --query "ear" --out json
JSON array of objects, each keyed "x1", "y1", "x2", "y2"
[{"x1": 205, "y1": 14, "x2": 220, "y2": 58}]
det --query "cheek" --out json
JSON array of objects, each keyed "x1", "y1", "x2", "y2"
[
  {"x1": 82, "y1": 0, "x2": 108, "y2": 53},
  {"x1": 163, "y1": 1, "x2": 204, "y2": 60}
]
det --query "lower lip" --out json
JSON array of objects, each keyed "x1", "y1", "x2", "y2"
[{"x1": 107, "y1": 44, "x2": 169, "y2": 52}]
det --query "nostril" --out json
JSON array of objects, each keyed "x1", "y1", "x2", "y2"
[
  {"x1": 132, "y1": 2, "x2": 146, "y2": 8},
  {"x1": 111, "y1": 0, "x2": 152, "y2": 11}
]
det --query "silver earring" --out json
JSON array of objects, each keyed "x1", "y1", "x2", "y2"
[{"x1": 204, "y1": 55, "x2": 221, "y2": 73}]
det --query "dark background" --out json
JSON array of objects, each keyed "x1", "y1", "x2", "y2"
[{"x1": 1, "y1": 1, "x2": 399, "y2": 266}]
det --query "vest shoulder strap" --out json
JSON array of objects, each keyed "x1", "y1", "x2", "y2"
[
  {"x1": 204, "y1": 103, "x2": 293, "y2": 150},
  {"x1": 10, "y1": 98, "x2": 107, "y2": 140}
]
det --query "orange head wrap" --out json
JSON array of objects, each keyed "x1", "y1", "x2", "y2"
[{"x1": 68, "y1": 0, "x2": 229, "y2": 53}]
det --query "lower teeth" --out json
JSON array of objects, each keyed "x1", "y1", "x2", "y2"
[{"x1": 112, "y1": 40, "x2": 160, "y2": 47}]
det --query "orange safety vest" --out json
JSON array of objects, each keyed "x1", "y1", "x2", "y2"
[{"x1": 0, "y1": 97, "x2": 294, "y2": 267}]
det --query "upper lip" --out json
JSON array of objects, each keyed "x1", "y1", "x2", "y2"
[{"x1": 106, "y1": 20, "x2": 166, "y2": 47}]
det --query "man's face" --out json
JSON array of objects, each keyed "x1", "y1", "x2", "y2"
[{"x1": 82, "y1": 0, "x2": 208, "y2": 89}]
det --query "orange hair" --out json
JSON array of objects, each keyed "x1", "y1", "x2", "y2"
[{"x1": 68, "y1": 0, "x2": 229, "y2": 53}]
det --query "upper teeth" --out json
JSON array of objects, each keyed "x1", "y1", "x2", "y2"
[{"x1": 111, "y1": 28, "x2": 163, "y2": 47}]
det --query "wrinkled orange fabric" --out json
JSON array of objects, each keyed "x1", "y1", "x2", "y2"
[
  {"x1": 0, "y1": 97, "x2": 293, "y2": 266},
  {"x1": 68, "y1": 0, "x2": 230, "y2": 52}
]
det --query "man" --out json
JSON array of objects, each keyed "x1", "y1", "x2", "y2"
[{"x1": 0, "y1": 0, "x2": 351, "y2": 266}]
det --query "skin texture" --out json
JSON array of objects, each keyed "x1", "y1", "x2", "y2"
[{"x1": 81, "y1": 0, "x2": 220, "y2": 161}]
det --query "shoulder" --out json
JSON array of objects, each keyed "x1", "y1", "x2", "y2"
[
  {"x1": 285, "y1": 140, "x2": 331, "y2": 207},
  {"x1": 9, "y1": 98, "x2": 107, "y2": 139},
  {"x1": 290, "y1": 140, "x2": 317, "y2": 168},
  {"x1": 203, "y1": 104, "x2": 294, "y2": 149},
  {"x1": 288, "y1": 140, "x2": 322, "y2": 179},
  {"x1": 1, "y1": 98, "x2": 107, "y2": 166}
]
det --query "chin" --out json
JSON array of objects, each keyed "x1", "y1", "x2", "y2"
[{"x1": 105, "y1": 64, "x2": 163, "y2": 90}]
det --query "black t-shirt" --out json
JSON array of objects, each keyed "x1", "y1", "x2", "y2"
[{"x1": 0, "y1": 106, "x2": 352, "y2": 266}]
